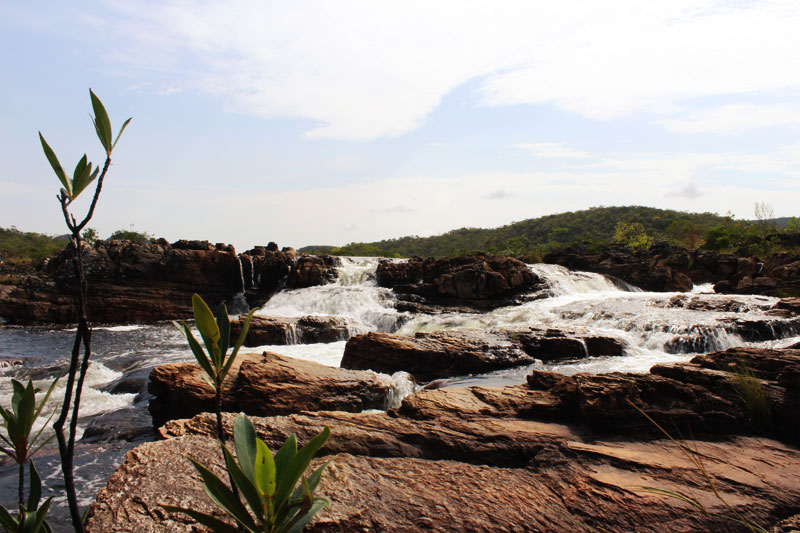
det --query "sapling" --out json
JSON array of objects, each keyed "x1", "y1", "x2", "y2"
[{"x1": 40, "y1": 89, "x2": 130, "y2": 532}]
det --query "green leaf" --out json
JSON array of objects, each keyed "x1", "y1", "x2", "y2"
[
  {"x1": 187, "y1": 457, "x2": 258, "y2": 532},
  {"x1": 234, "y1": 413, "x2": 257, "y2": 483},
  {"x1": 27, "y1": 462, "x2": 42, "y2": 510},
  {"x1": 71, "y1": 156, "x2": 97, "y2": 199},
  {"x1": 11, "y1": 379, "x2": 25, "y2": 414},
  {"x1": 39, "y1": 133, "x2": 71, "y2": 198},
  {"x1": 160, "y1": 506, "x2": 241, "y2": 533},
  {"x1": 21, "y1": 496, "x2": 52, "y2": 533},
  {"x1": 215, "y1": 303, "x2": 231, "y2": 376},
  {"x1": 223, "y1": 309, "x2": 255, "y2": 381},
  {"x1": 90, "y1": 89, "x2": 112, "y2": 154},
  {"x1": 274, "y1": 427, "x2": 330, "y2": 514},
  {"x1": 32, "y1": 378, "x2": 58, "y2": 422},
  {"x1": 284, "y1": 497, "x2": 330, "y2": 533},
  {"x1": 220, "y1": 445, "x2": 263, "y2": 522},
  {"x1": 176, "y1": 321, "x2": 216, "y2": 382},
  {"x1": 192, "y1": 294, "x2": 221, "y2": 368},
  {"x1": 17, "y1": 380, "x2": 36, "y2": 437},
  {"x1": 254, "y1": 439, "x2": 276, "y2": 498},
  {"x1": 111, "y1": 117, "x2": 132, "y2": 153},
  {"x1": 0, "y1": 503, "x2": 19, "y2": 531}
]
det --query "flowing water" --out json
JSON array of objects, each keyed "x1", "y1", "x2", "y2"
[{"x1": 0, "y1": 257, "x2": 798, "y2": 529}]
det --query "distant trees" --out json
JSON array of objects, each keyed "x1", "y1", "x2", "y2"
[
  {"x1": 613, "y1": 222, "x2": 653, "y2": 251},
  {"x1": 108, "y1": 228, "x2": 151, "y2": 243}
]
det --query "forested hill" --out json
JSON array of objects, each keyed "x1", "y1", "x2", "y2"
[{"x1": 299, "y1": 206, "x2": 770, "y2": 259}]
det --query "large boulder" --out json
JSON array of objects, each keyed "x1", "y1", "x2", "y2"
[
  {"x1": 230, "y1": 315, "x2": 353, "y2": 346},
  {"x1": 341, "y1": 330, "x2": 535, "y2": 381},
  {"x1": 148, "y1": 351, "x2": 392, "y2": 427},
  {"x1": 377, "y1": 254, "x2": 541, "y2": 311}
]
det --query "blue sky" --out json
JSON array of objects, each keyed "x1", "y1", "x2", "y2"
[{"x1": 2, "y1": 1, "x2": 800, "y2": 251}]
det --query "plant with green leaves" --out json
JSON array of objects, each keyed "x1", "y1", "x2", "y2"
[
  {"x1": 0, "y1": 462, "x2": 54, "y2": 533},
  {"x1": 163, "y1": 413, "x2": 333, "y2": 533},
  {"x1": 0, "y1": 378, "x2": 59, "y2": 532},
  {"x1": 40, "y1": 89, "x2": 130, "y2": 532},
  {"x1": 174, "y1": 294, "x2": 255, "y2": 443}
]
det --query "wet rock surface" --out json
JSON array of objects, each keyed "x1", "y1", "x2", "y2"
[
  {"x1": 341, "y1": 330, "x2": 535, "y2": 381},
  {"x1": 341, "y1": 327, "x2": 626, "y2": 380},
  {"x1": 90, "y1": 347, "x2": 800, "y2": 531},
  {"x1": 148, "y1": 351, "x2": 392, "y2": 427},
  {"x1": 0, "y1": 240, "x2": 339, "y2": 324},
  {"x1": 377, "y1": 254, "x2": 541, "y2": 311},
  {"x1": 230, "y1": 314, "x2": 353, "y2": 346}
]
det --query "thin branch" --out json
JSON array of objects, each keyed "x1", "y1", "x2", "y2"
[{"x1": 75, "y1": 156, "x2": 110, "y2": 233}]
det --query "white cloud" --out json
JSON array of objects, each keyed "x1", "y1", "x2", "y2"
[
  {"x1": 662, "y1": 104, "x2": 800, "y2": 134},
  {"x1": 70, "y1": 1, "x2": 800, "y2": 140},
  {"x1": 513, "y1": 143, "x2": 590, "y2": 159}
]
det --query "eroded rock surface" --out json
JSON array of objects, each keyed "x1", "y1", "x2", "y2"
[
  {"x1": 148, "y1": 351, "x2": 391, "y2": 427},
  {"x1": 230, "y1": 315, "x2": 353, "y2": 346},
  {"x1": 377, "y1": 254, "x2": 541, "y2": 312}
]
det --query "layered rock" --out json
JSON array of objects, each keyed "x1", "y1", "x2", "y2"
[
  {"x1": 376, "y1": 254, "x2": 541, "y2": 312},
  {"x1": 148, "y1": 351, "x2": 392, "y2": 427},
  {"x1": 0, "y1": 240, "x2": 339, "y2": 324},
  {"x1": 545, "y1": 242, "x2": 800, "y2": 296},
  {"x1": 89, "y1": 347, "x2": 800, "y2": 531},
  {"x1": 341, "y1": 330, "x2": 535, "y2": 381},
  {"x1": 341, "y1": 327, "x2": 626, "y2": 381},
  {"x1": 230, "y1": 314, "x2": 353, "y2": 346}
]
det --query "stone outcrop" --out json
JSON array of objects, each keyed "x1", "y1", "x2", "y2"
[
  {"x1": 545, "y1": 242, "x2": 800, "y2": 296},
  {"x1": 230, "y1": 315, "x2": 353, "y2": 346},
  {"x1": 89, "y1": 346, "x2": 800, "y2": 531},
  {"x1": 340, "y1": 327, "x2": 626, "y2": 381},
  {"x1": 148, "y1": 351, "x2": 392, "y2": 427},
  {"x1": 376, "y1": 254, "x2": 541, "y2": 311},
  {"x1": 0, "y1": 240, "x2": 339, "y2": 324},
  {"x1": 341, "y1": 330, "x2": 535, "y2": 381}
]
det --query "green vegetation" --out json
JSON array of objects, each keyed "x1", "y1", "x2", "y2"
[
  {"x1": 613, "y1": 221, "x2": 653, "y2": 251},
  {"x1": 108, "y1": 228, "x2": 151, "y2": 243},
  {"x1": 174, "y1": 294, "x2": 254, "y2": 444},
  {"x1": 0, "y1": 228, "x2": 65, "y2": 270},
  {"x1": 0, "y1": 378, "x2": 59, "y2": 532},
  {"x1": 730, "y1": 364, "x2": 771, "y2": 431},
  {"x1": 163, "y1": 413, "x2": 332, "y2": 533},
  {"x1": 300, "y1": 205, "x2": 794, "y2": 260}
]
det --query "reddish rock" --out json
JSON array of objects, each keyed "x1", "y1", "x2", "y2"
[
  {"x1": 230, "y1": 314, "x2": 353, "y2": 346},
  {"x1": 148, "y1": 351, "x2": 392, "y2": 427},
  {"x1": 341, "y1": 330, "x2": 534, "y2": 381}
]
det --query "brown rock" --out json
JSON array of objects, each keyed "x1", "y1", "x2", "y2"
[
  {"x1": 341, "y1": 330, "x2": 534, "y2": 382},
  {"x1": 230, "y1": 315, "x2": 353, "y2": 346},
  {"x1": 148, "y1": 352, "x2": 392, "y2": 427}
]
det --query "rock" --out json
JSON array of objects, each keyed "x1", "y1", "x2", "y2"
[
  {"x1": 377, "y1": 254, "x2": 541, "y2": 311},
  {"x1": 0, "y1": 240, "x2": 339, "y2": 324},
  {"x1": 148, "y1": 351, "x2": 392, "y2": 427},
  {"x1": 90, "y1": 381, "x2": 800, "y2": 532},
  {"x1": 286, "y1": 255, "x2": 339, "y2": 288},
  {"x1": 230, "y1": 315, "x2": 353, "y2": 346},
  {"x1": 518, "y1": 327, "x2": 625, "y2": 361},
  {"x1": 341, "y1": 330, "x2": 534, "y2": 382},
  {"x1": 341, "y1": 327, "x2": 625, "y2": 380},
  {"x1": 0, "y1": 356, "x2": 23, "y2": 368}
]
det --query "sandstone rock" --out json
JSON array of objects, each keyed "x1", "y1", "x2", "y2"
[
  {"x1": 518, "y1": 327, "x2": 624, "y2": 361},
  {"x1": 230, "y1": 315, "x2": 353, "y2": 346},
  {"x1": 340, "y1": 330, "x2": 534, "y2": 381},
  {"x1": 90, "y1": 390, "x2": 800, "y2": 532},
  {"x1": 377, "y1": 254, "x2": 541, "y2": 311},
  {"x1": 0, "y1": 240, "x2": 339, "y2": 324},
  {"x1": 148, "y1": 351, "x2": 392, "y2": 427}
]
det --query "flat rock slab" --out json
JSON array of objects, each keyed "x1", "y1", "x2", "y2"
[
  {"x1": 88, "y1": 414, "x2": 800, "y2": 532},
  {"x1": 148, "y1": 351, "x2": 392, "y2": 427}
]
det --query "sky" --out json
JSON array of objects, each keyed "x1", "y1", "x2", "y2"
[{"x1": 2, "y1": 1, "x2": 800, "y2": 251}]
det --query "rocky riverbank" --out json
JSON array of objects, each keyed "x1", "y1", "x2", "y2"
[{"x1": 87, "y1": 345, "x2": 800, "y2": 531}]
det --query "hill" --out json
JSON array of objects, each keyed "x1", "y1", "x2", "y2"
[{"x1": 299, "y1": 206, "x2": 786, "y2": 259}]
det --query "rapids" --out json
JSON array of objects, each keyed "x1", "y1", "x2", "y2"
[{"x1": 0, "y1": 256, "x2": 798, "y2": 529}]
